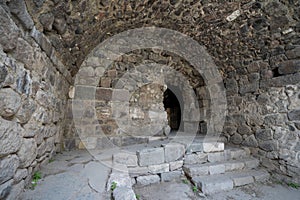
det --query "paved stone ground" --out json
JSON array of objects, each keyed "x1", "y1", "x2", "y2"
[
  {"x1": 21, "y1": 150, "x2": 111, "y2": 200},
  {"x1": 134, "y1": 179, "x2": 300, "y2": 200},
  {"x1": 21, "y1": 149, "x2": 300, "y2": 200}
]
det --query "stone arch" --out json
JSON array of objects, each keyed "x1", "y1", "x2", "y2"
[{"x1": 73, "y1": 27, "x2": 227, "y2": 150}]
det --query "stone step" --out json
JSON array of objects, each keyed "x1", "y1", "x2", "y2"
[
  {"x1": 183, "y1": 157, "x2": 259, "y2": 177},
  {"x1": 191, "y1": 169, "x2": 270, "y2": 195},
  {"x1": 184, "y1": 147, "x2": 251, "y2": 165}
]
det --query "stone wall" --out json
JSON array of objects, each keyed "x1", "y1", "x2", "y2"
[
  {"x1": 0, "y1": 0, "x2": 298, "y2": 189},
  {"x1": 0, "y1": 2, "x2": 70, "y2": 199}
]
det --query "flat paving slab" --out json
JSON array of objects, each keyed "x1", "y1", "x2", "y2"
[{"x1": 21, "y1": 150, "x2": 111, "y2": 200}]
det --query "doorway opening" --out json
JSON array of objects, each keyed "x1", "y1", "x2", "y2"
[{"x1": 163, "y1": 88, "x2": 181, "y2": 131}]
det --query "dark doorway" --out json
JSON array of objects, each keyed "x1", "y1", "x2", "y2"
[{"x1": 163, "y1": 88, "x2": 181, "y2": 131}]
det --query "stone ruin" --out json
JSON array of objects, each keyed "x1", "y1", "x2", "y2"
[{"x1": 0, "y1": 0, "x2": 299, "y2": 199}]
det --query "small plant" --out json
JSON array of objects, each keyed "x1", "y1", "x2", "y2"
[
  {"x1": 287, "y1": 182, "x2": 300, "y2": 189},
  {"x1": 182, "y1": 179, "x2": 189, "y2": 184},
  {"x1": 192, "y1": 186, "x2": 198, "y2": 193},
  {"x1": 49, "y1": 158, "x2": 55, "y2": 163},
  {"x1": 135, "y1": 194, "x2": 140, "y2": 199},
  {"x1": 31, "y1": 171, "x2": 42, "y2": 189},
  {"x1": 111, "y1": 181, "x2": 117, "y2": 191}
]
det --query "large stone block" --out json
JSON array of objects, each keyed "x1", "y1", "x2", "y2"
[
  {"x1": 7, "y1": 0, "x2": 34, "y2": 30},
  {"x1": 288, "y1": 110, "x2": 300, "y2": 121},
  {"x1": 0, "y1": 88, "x2": 21, "y2": 118},
  {"x1": 209, "y1": 164, "x2": 225, "y2": 175},
  {"x1": 113, "y1": 152, "x2": 138, "y2": 167},
  {"x1": 183, "y1": 165, "x2": 209, "y2": 177},
  {"x1": 17, "y1": 138, "x2": 37, "y2": 168},
  {"x1": 207, "y1": 152, "x2": 226, "y2": 163},
  {"x1": 113, "y1": 187, "x2": 137, "y2": 200},
  {"x1": 184, "y1": 153, "x2": 207, "y2": 165},
  {"x1": 169, "y1": 160, "x2": 183, "y2": 171},
  {"x1": 0, "y1": 118, "x2": 23, "y2": 156},
  {"x1": 231, "y1": 174, "x2": 254, "y2": 186},
  {"x1": 164, "y1": 143, "x2": 185, "y2": 162},
  {"x1": 203, "y1": 142, "x2": 224, "y2": 153},
  {"x1": 0, "y1": 6, "x2": 20, "y2": 52},
  {"x1": 0, "y1": 179, "x2": 13, "y2": 200},
  {"x1": 193, "y1": 175, "x2": 233, "y2": 194},
  {"x1": 278, "y1": 60, "x2": 300, "y2": 75},
  {"x1": 128, "y1": 166, "x2": 148, "y2": 177},
  {"x1": 186, "y1": 143, "x2": 203, "y2": 153},
  {"x1": 148, "y1": 163, "x2": 169, "y2": 174},
  {"x1": 0, "y1": 155, "x2": 19, "y2": 184},
  {"x1": 137, "y1": 148, "x2": 164, "y2": 166},
  {"x1": 161, "y1": 171, "x2": 182, "y2": 182},
  {"x1": 136, "y1": 175, "x2": 160, "y2": 185}
]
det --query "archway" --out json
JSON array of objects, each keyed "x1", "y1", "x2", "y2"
[{"x1": 163, "y1": 88, "x2": 182, "y2": 131}]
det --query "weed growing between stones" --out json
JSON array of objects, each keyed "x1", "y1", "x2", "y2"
[
  {"x1": 135, "y1": 194, "x2": 140, "y2": 199},
  {"x1": 31, "y1": 171, "x2": 42, "y2": 189},
  {"x1": 287, "y1": 182, "x2": 300, "y2": 189},
  {"x1": 111, "y1": 181, "x2": 117, "y2": 191},
  {"x1": 192, "y1": 185, "x2": 198, "y2": 193}
]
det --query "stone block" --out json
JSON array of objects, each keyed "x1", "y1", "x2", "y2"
[
  {"x1": 0, "y1": 179, "x2": 13, "y2": 200},
  {"x1": 137, "y1": 148, "x2": 164, "y2": 166},
  {"x1": 113, "y1": 187, "x2": 137, "y2": 200},
  {"x1": 183, "y1": 165, "x2": 209, "y2": 177},
  {"x1": 95, "y1": 87, "x2": 112, "y2": 101},
  {"x1": 0, "y1": 88, "x2": 21, "y2": 118},
  {"x1": 136, "y1": 175, "x2": 160, "y2": 185},
  {"x1": 164, "y1": 143, "x2": 185, "y2": 162},
  {"x1": 225, "y1": 160, "x2": 245, "y2": 171},
  {"x1": 244, "y1": 159, "x2": 260, "y2": 169},
  {"x1": 7, "y1": 0, "x2": 34, "y2": 30},
  {"x1": 148, "y1": 163, "x2": 169, "y2": 174},
  {"x1": 17, "y1": 138, "x2": 37, "y2": 168},
  {"x1": 0, "y1": 155, "x2": 19, "y2": 184},
  {"x1": 231, "y1": 174, "x2": 254, "y2": 186},
  {"x1": 252, "y1": 170, "x2": 270, "y2": 182},
  {"x1": 161, "y1": 171, "x2": 182, "y2": 182},
  {"x1": 0, "y1": 118, "x2": 23, "y2": 156},
  {"x1": 113, "y1": 152, "x2": 138, "y2": 167},
  {"x1": 207, "y1": 152, "x2": 226, "y2": 163},
  {"x1": 209, "y1": 164, "x2": 225, "y2": 175},
  {"x1": 229, "y1": 148, "x2": 248, "y2": 159},
  {"x1": 278, "y1": 60, "x2": 300, "y2": 75},
  {"x1": 288, "y1": 110, "x2": 300, "y2": 121},
  {"x1": 203, "y1": 142, "x2": 224, "y2": 153},
  {"x1": 186, "y1": 143, "x2": 203, "y2": 153},
  {"x1": 193, "y1": 175, "x2": 233, "y2": 194},
  {"x1": 169, "y1": 160, "x2": 183, "y2": 171},
  {"x1": 128, "y1": 166, "x2": 148, "y2": 177},
  {"x1": 112, "y1": 89, "x2": 130, "y2": 102},
  {"x1": 184, "y1": 153, "x2": 206, "y2": 165}
]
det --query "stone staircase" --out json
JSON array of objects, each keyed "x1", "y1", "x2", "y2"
[
  {"x1": 107, "y1": 136, "x2": 270, "y2": 199},
  {"x1": 182, "y1": 141, "x2": 270, "y2": 194}
]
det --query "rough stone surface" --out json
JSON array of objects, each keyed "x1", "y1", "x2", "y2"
[
  {"x1": 164, "y1": 143, "x2": 185, "y2": 162},
  {"x1": 113, "y1": 152, "x2": 138, "y2": 167},
  {"x1": 17, "y1": 138, "x2": 37, "y2": 168},
  {"x1": 113, "y1": 187, "x2": 137, "y2": 200},
  {"x1": 136, "y1": 175, "x2": 160, "y2": 186},
  {"x1": 0, "y1": 155, "x2": 19, "y2": 185},
  {"x1": 161, "y1": 171, "x2": 182, "y2": 182},
  {"x1": 137, "y1": 148, "x2": 164, "y2": 166},
  {"x1": 0, "y1": 88, "x2": 21, "y2": 117},
  {"x1": 0, "y1": 118, "x2": 23, "y2": 156},
  {"x1": 148, "y1": 163, "x2": 169, "y2": 174},
  {"x1": 169, "y1": 160, "x2": 183, "y2": 171}
]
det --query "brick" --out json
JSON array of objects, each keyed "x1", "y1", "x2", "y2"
[
  {"x1": 137, "y1": 148, "x2": 164, "y2": 166},
  {"x1": 164, "y1": 143, "x2": 185, "y2": 162},
  {"x1": 136, "y1": 175, "x2": 160, "y2": 185},
  {"x1": 161, "y1": 171, "x2": 182, "y2": 182}
]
